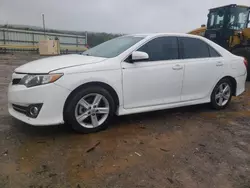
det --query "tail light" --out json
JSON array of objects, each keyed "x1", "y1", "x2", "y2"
[{"x1": 244, "y1": 58, "x2": 248, "y2": 68}]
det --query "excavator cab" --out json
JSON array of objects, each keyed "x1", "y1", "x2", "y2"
[
  {"x1": 188, "y1": 4, "x2": 250, "y2": 80},
  {"x1": 205, "y1": 4, "x2": 250, "y2": 49}
]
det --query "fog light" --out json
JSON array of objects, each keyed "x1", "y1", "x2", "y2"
[
  {"x1": 27, "y1": 104, "x2": 43, "y2": 118},
  {"x1": 30, "y1": 106, "x2": 39, "y2": 116}
]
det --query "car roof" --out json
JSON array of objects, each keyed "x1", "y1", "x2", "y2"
[
  {"x1": 128, "y1": 33, "x2": 202, "y2": 38},
  {"x1": 127, "y1": 33, "x2": 207, "y2": 42}
]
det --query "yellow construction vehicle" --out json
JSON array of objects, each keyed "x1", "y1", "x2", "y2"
[{"x1": 189, "y1": 4, "x2": 250, "y2": 79}]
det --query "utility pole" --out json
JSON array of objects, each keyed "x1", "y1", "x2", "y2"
[{"x1": 42, "y1": 14, "x2": 46, "y2": 38}]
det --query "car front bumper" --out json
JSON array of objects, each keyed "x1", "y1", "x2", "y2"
[{"x1": 8, "y1": 82, "x2": 71, "y2": 126}]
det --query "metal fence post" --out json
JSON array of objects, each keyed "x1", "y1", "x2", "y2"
[
  {"x1": 76, "y1": 37, "x2": 78, "y2": 53},
  {"x1": 85, "y1": 32, "x2": 87, "y2": 45},
  {"x1": 3, "y1": 30, "x2": 6, "y2": 44},
  {"x1": 32, "y1": 33, "x2": 35, "y2": 51},
  {"x1": 32, "y1": 33, "x2": 35, "y2": 45}
]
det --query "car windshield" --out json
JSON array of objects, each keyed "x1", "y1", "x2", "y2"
[
  {"x1": 228, "y1": 7, "x2": 249, "y2": 30},
  {"x1": 207, "y1": 8, "x2": 225, "y2": 29},
  {"x1": 82, "y1": 36, "x2": 144, "y2": 58}
]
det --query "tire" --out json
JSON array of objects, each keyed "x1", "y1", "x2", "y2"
[
  {"x1": 210, "y1": 78, "x2": 233, "y2": 110},
  {"x1": 64, "y1": 86, "x2": 115, "y2": 133},
  {"x1": 232, "y1": 47, "x2": 250, "y2": 81}
]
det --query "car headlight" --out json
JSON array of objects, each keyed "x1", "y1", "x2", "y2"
[{"x1": 19, "y1": 73, "x2": 63, "y2": 88}]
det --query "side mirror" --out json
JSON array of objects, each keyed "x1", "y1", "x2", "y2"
[{"x1": 131, "y1": 51, "x2": 149, "y2": 62}]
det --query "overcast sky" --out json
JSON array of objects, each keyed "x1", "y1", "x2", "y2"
[{"x1": 0, "y1": 0, "x2": 249, "y2": 34}]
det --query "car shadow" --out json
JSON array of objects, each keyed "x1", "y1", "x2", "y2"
[
  {"x1": 11, "y1": 118, "x2": 72, "y2": 136},
  {"x1": 11, "y1": 103, "x2": 213, "y2": 137},
  {"x1": 117, "y1": 103, "x2": 211, "y2": 122}
]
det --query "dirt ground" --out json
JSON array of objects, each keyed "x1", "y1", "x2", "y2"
[{"x1": 1, "y1": 53, "x2": 250, "y2": 188}]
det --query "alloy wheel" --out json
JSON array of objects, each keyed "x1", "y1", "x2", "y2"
[
  {"x1": 215, "y1": 82, "x2": 231, "y2": 107},
  {"x1": 74, "y1": 93, "x2": 110, "y2": 128}
]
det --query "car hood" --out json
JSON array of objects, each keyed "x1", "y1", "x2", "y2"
[{"x1": 15, "y1": 54, "x2": 107, "y2": 74}]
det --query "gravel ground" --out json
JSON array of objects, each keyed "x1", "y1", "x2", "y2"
[{"x1": 1, "y1": 53, "x2": 250, "y2": 188}]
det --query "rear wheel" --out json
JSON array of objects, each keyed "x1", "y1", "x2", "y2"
[
  {"x1": 232, "y1": 47, "x2": 250, "y2": 80},
  {"x1": 64, "y1": 86, "x2": 115, "y2": 133},
  {"x1": 210, "y1": 78, "x2": 233, "y2": 110}
]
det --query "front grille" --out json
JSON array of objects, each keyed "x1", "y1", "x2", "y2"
[
  {"x1": 12, "y1": 104, "x2": 28, "y2": 115},
  {"x1": 12, "y1": 78, "x2": 21, "y2": 85}
]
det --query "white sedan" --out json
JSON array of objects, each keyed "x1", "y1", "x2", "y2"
[{"x1": 8, "y1": 33, "x2": 247, "y2": 133}]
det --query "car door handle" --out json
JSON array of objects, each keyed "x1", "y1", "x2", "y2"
[
  {"x1": 172, "y1": 64, "x2": 183, "y2": 70},
  {"x1": 216, "y1": 62, "x2": 223, "y2": 66}
]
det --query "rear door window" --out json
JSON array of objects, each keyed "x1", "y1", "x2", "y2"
[
  {"x1": 179, "y1": 37, "x2": 210, "y2": 59},
  {"x1": 208, "y1": 45, "x2": 221, "y2": 57}
]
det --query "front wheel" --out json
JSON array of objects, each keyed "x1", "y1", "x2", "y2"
[
  {"x1": 64, "y1": 86, "x2": 115, "y2": 133},
  {"x1": 210, "y1": 78, "x2": 233, "y2": 110}
]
